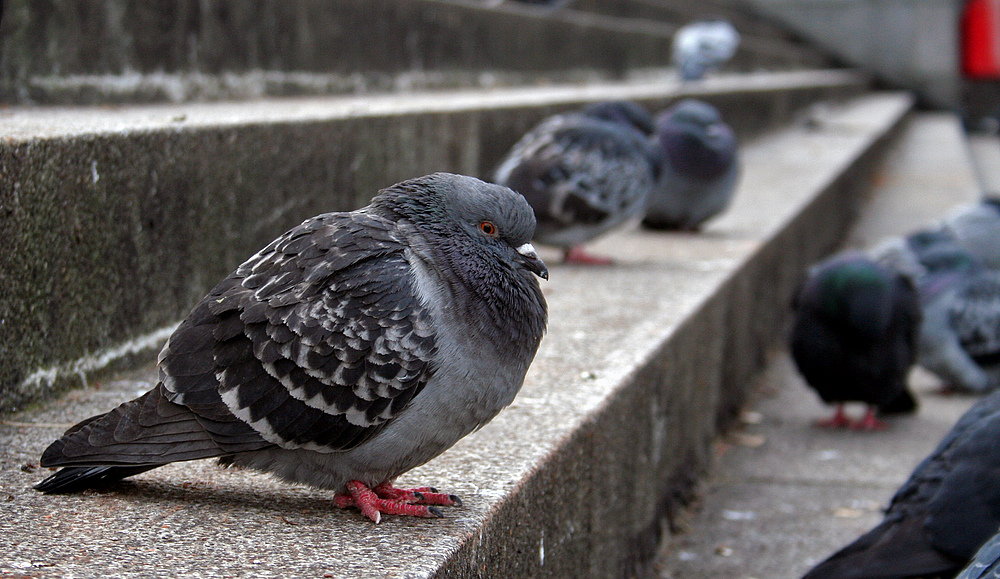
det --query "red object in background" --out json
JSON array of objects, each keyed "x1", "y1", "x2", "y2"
[{"x1": 963, "y1": 0, "x2": 1000, "y2": 79}]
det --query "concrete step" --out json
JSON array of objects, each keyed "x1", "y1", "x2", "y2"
[
  {"x1": 0, "y1": 68, "x2": 866, "y2": 416},
  {"x1": 1, "y1": 90, "x2": 913, "y2": 578},
  {"x1": 0, "y1": 0, "x2": 832, "y2": 105},
  {"x1": 653, "y1": 112, "x2": 983, "y2": 579}
]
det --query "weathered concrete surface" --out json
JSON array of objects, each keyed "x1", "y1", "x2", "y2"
[
  {"x1": 0, "y1": 0, "x2": 831, "y2": 105},
  {"x1": 0, "y1": 70, "x2": 865, "y2": 415},
  {"x1": 0, "y1": 92, "x2": 911, "y2": 578},
  {"x1": 654, "y1": 112, "x2": 984, "y2": 579}
]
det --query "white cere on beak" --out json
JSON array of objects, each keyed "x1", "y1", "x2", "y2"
[{"x1": 516, "y1": 243, "x2": 540, "y2": 260}]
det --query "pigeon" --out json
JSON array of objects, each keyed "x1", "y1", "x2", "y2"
[
  {"x1": 802, "y1": 388, "x2": 1000, "y2": 578},
  {"x1": 671, "y1": 20, "x2": 740, "y2": 81},
  {"x1": 493, "y1": 100, "x2": 657, "y2": 265},
  {"x1": 34, "y1": 172, "x2": 550, "y2": 524},
  {"x1": 914, "y1": 243, "x2": 1000, "y2": 393},
  {"x1": 942, "y1": 199, "x2": 1000, "y2": 269},
  {"x1": 956, "y1": 529, "x2": 1000, "y2": 579},
  {"x1": 789, "y1": 251, "x2": 921, "y2": 430},
  {"x1": 641, "y1": 99, "x2": 740, "y2": 231}
]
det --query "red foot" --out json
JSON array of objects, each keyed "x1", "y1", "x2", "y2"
[
  {"x1": 333, "y1": 480, "x2": 462, "y2": 523},
  {"x1": 849, "y1": 407, "x2": 889, "y2": 431},
  {"x1": 564, "y1": 246, "x2": 613, "y2": 266},
  {"x1": 815, "y1": 404, "x2": 852, "y2": 429}
]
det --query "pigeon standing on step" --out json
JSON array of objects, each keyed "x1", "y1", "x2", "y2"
[
  {"x1": 34, "y1": 172, "x2": 550, "y2": 524},
  {"x1": 493, "y1": 100, "x2": 658, "y2": 264},
  {"x1": 790, "y1": 251, "x2": 921, "y2": 430},
  {"x1": 672, "y1": 20, "x2": 740, "y2": 81},
  {"x1": 913, "y1": 244, "x2": 1000, "y2": 393},
  {"x1": 941, "y1": 198, "x2": 1000, "y2": 269},
  {"x1": 641, "y1": 99, "x2": 740, "y2": 231},
  {"x1": 803, "y1": 388, "x2": 1000, "y2": 579}
]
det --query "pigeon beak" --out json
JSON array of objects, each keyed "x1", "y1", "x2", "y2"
[{"x1": 516, "y1": 243, "x2": 549, "y2": 280}]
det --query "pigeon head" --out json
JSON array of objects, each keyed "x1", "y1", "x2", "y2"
[
  {"x1": 657, "y1": 99, "x2": 737, "y2": 180},
  {"x1": 374, "y1": 172, "x2": 549, "y2": 282},
  {"x1": 581, "y1": 100, "x2": 656, "y2": 136},
  {"x1": 919, "y1": 244, "x2": 983, "y2": 276},
  {"x1": 907, "y1": 228, "x2": 956, "y2": 255}
]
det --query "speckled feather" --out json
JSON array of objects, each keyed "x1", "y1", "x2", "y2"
[
  {"x1": 493, "y1": 102, "x2": 656, "y2": 249},
  {"x1": 36, "y1": 173, "x2": 548, "y2": 495}
]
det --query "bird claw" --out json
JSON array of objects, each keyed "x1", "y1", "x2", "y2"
[{"x1": 334, "y1": 480, "x2": 462, "y2": 523}]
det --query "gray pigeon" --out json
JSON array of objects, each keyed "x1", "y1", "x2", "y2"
[
  {"x1": 789, "y1": 252, "x2": 921, "y2": 430},
  {"x1": 803, "y1": 388, "x2": 1000, "y2": 579},
  {"x1": 493, "y1": 100, "x2": 657, "y2": 264},
  {"x1": 34, "y1": 172, "x2": 550, "y2": 524},
  {"x1": 914, "y1": 243, "x2": 1000, "y2": 393},
  {"x1": 642, "y1": 99, "x2": 740, "y2": 231},
  {"x1": 672, "y1": 20, "x2": 740, "y2": 81},
  {"x1": 942, "y1": 199, "x2": 1000, "y2": 269},
  {"x1": 956, "y1": 528, "x2": 1000, "y2": 579}
]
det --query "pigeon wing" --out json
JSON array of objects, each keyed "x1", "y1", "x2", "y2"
[{"x1": 41, "y1": 211, "x2": 437, "y2": 473}]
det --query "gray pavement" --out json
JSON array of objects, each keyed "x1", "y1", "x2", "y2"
[{"x1": 655, "y1": 112, "x2": 986, "y2": 579}]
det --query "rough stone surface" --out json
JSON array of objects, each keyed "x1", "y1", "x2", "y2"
[
  {"x1": 0, "y1": 92, "x2": 910, "y2": 578},
  {"x1": 0, "y1": 70, "x2": 865, "y2": 415},
  {"x1": 654, "y1": 112, "x2": 984, "y2": 579},
  {"x1": 0, "y1": 0, "x2": 831, "y2": 105}
]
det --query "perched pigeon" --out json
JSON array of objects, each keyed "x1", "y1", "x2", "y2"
[
  {"x1": 493, "y1": 100, "x2": 657, "y2": 264},
  {"x1": 942, "y1": 199, "x2": 1000, "y2": 269},
  {"x1": 956, "y1": 529, "x2": 1000, "y2": 579},
  {"x1": 672, "y1": 20, "x2": 741, "y2": 81},
  {"x1": 641, "y1": 99, "x2": 740, "y2": 231},
  {"x1": 34, "y1": 173, "x2": 549, "y2": 524},
  {"x1": 803, "y1": 389, "x2": 1000, "y2": 579},
  {"x1": 790, "y1": 252, "x2": 921, "y2": 430},
  {"x1": 914, "y1": 244, "x2": 1000, "y2": 393}
]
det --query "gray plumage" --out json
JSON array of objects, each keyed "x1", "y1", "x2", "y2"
[
  {"x1": 957, "y1": 529, "x2": 1000, "y2": 579},
  {"x1": 915, "y1": 243, "x2": 1000, "y2": 392},
  {"x1": 493, "y1": 100, "x2": 657, "y2": 263},
  {"x1": 942, "y1": 199, "x2": 1000, "y2": 269},
  {"x1": 872, "y1": 228, "x2": 1000, "y2": 393},
  {"x1": 672, "y1": 20, "x2": 740, "y2": 81},
  {"x1": 643, "y1": 99, "x2": 740, "y2": 231},
  {"x1": 803, "y1": 389, "x2": 1000, "y2": 579},
  {"x1": 35, "y1": 173, "x2": 549, "y2": 513}
]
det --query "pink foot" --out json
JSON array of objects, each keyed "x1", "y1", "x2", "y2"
[
  {"x1": 333, "y1": 480, "x2": 462, "y2": 523},
  {"x1": 564, "y1": 246, "x2": 613, "y2": 265},
  {"x1": 815, "y1": 404, "x2": 852, "y2": 429},
  {"x1": 849, "y1": 407, "x2": 889, "y2": 431}
]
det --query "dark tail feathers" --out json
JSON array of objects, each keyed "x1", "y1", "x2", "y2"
[{"x1": 34, "y1": 465, "x2": 160, "y2": 494}]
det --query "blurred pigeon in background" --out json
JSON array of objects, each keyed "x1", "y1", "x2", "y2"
[
  {"x1": 672, "y1": 20, "x2": 740, "y2": 81},
  {"x1": 34, "y1": 173, "x2": 550, "y2": 524},
  {"x1": 803, "y1": 388, "x2": 1000, "y2": 578},
  {"x1": 942, "y1": 198, "x2": 1000, "y2": 269},
  {"x1": 790, "y1": 252, "x2": 921, "y2": 430},
  {"x1": 642, "y1": 99, "x2": 740, "y2": 231},
  {"x1": 493, "y1": 100, "x2": 657, "y2": 264},
  {"x1": 871, "y1": 221, "x2": 1000, "y2": 393},
  {"x1": 913, "y1": 243, "x2": 1000, "y2": 393}
]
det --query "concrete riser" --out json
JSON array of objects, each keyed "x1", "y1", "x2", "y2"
[{"x1": 0, "y1": 74, "x2": 863, "y2": 415}]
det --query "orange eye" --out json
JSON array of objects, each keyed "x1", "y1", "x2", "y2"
[{"x1": 479, "y1": 221, "x2": 498, "y2": 236}]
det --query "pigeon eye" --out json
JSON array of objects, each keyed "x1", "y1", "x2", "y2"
[{"x1": 479, "y1": 221, "x2": 498, "y2": 237}]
